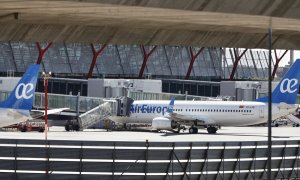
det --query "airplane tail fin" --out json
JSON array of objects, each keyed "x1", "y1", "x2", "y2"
[
  {"x1": 0, "y1": 64, "x2": 40, "y2": 110},
  {"x1": 166, "y1": 97, "x2": 176, "y2": 113},
  {"x1": 255, "y1": 59, "x2": 300, "y2": 104}
]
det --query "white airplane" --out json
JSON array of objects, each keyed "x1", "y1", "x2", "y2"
[
  {"x1": 110, "y1": 59, "x2": 300, "y2": 134},
  {"x1": 0, "y1": 64, "x2": 68, "y2": 128}
]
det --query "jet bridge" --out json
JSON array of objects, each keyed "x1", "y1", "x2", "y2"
[{"x1": 65, "y1": 97, "x2": 134, "y2": 131}]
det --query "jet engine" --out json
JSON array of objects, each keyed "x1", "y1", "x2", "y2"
[{"x1": 152, "y1": 117, "x2": 178, "y2": 130}]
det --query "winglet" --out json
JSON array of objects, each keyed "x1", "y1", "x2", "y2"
[{"x1": 166, "y1": 96, "x2": 176, "y2": 113}]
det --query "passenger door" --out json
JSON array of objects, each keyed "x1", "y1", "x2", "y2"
[{"x1": 259, "y1": 107, "x2": 264, "y2": 118}]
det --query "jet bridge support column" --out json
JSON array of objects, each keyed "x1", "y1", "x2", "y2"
[
  {"x1": 185, "y1": 47, "x2": 205, "y2": 80},
  {"x1": 87, "y1": 44, "x2": 107, "y2": 79},
  {"x1": 116, "y1": 97, "x2": 134, "y2": 117},
  {"x1": 271, "y1": 50, "x2": 288, "y2": 80},
  {"x1": 230, "y1": 48, "x2": 248, "y2": 80}
]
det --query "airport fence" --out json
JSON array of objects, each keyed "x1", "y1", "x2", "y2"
[{"x1": 0, "y1": 139, "x2": 299, "y2": 180}]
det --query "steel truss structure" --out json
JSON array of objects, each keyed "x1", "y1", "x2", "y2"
[
  {"x1": 0, "y1": 42, "x2": 288, "y2": 80},
  {"x1": 0, "y1": 139, "x2": 298, "y2": 180}
]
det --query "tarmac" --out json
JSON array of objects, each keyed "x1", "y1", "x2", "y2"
[{"x1": 0, "y1": 126, "x2": 299, "y2": 142}]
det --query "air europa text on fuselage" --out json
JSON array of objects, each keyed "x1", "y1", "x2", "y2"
[{"x1": 130, "y1": 104, "x2": 168, "y2": 114}]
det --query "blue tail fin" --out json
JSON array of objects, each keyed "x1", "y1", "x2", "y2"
[
  {"x1": 0, "y1": 64, "x2": 40, "y2": 110},
  {"x1": 255, "y1": 59, "x2": 300, "y2": 104},
  {"x1": 166, "y1": 97, "x2": 176, "y2": 113}
]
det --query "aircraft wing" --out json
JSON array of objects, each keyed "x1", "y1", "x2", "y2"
[
  {"x1": 164, "y1": 97, "x2": 213, "y2": 124},
  {"x1": 0, "y1": 109, "x2": 29, "y2": 128},
  {"x1": 31, "y1": 108, "x2": 70, "y2": 116},
  {"x1": 168, "y1": 112, "x2": 211, "y2": 124}
]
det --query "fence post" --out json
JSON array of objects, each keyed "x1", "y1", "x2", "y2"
[
  {"x1": 112, "y1": 142, "x2": 116, "y2": 180},
  {"x1": 79, "y1": 142, "x2": 83, "y2": 180},
  {"x1": 144, "y1": 140, "x2": 149, "y2": 180},
  {"x1": 14, "y1": 140, "x2": 18, "y2": 180}
]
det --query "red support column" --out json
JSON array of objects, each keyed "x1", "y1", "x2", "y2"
[
  {"x1": 271, "y1": 50, "x2": 288, "y2": 80},
  {"x1": 36, "y1": 42, "x2": 53, "y2": 64},
  {"x1": 229, "y1": 48, "x2": 248, "y2": 80},
  {"x1": 87, "y1": 44, "x2": 107, "y2": 79},
  {"x1": 138, "y1": 45, "x2": 157, "y2": 79},
  {"x1": 185, "y1": 47, "x2": 205, "y2": 80}
]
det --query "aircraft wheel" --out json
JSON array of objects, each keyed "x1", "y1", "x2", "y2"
[
  {"x1": 21, "y1": 126, "x2": 27, "y2": 132},
  {"x1": 189, "y1": 127, "x2": 198, "y2": 134},
  {"x1": 296, "y1": 124, "x2": 299, "y2": 127},
  {"x1": 126, "y1": 124, "x2": 131, "y2": 130},
  {"x1": 194, "y1": 127, "x2": 198, "y2": 134},
  {"x1": 74, "y1": 124, "x2": 80, "y2": 131},
  {"x1": 207, "y1": 127, "x2": 217, "y2": 134},
  {"x1": 65, "y1": 124, "x2": 70, "y2": 131}
]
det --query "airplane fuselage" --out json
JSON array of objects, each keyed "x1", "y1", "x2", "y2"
[
  {"x1": 0, "y1": 108, "x2": 30, "y2": 127},
  {"x1": 110, "y1": 100, "x2": 297, "y2": 126}
]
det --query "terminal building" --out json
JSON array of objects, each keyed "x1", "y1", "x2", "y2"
[
  {"x1": 1, "y1": 1, "x2": 300, "y2": 179},
  {"x1": 0, "y1": 42, "x2": 294, "y2": 100},
  {"x1": 0, "y1": 42, "x2": 287, "y2": 80}
]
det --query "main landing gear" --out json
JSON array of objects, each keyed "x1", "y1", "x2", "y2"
[
  {"x1": 189, "y1": 126, "x2": 198, "y2": 134},
  {"x1": 207, "y1": 126, "x2": 218, "y2": 134}
]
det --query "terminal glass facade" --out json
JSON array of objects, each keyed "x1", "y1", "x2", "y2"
[{"x1": 0, "y1": 42, "x2": 279, "y2": 80}]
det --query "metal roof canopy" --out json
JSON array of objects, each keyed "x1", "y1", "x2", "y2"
[{"x1": 1, "y1": 1, "x2": 300, "y2": 49}]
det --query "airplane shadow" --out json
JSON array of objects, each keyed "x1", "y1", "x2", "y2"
[{"x1": 160, "y1": 131, "x2": 296, "y2": 139}]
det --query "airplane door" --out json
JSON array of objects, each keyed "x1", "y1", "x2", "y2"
[{"x1": 259, "y1": 107, "x2": 264, "y2": 118}]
